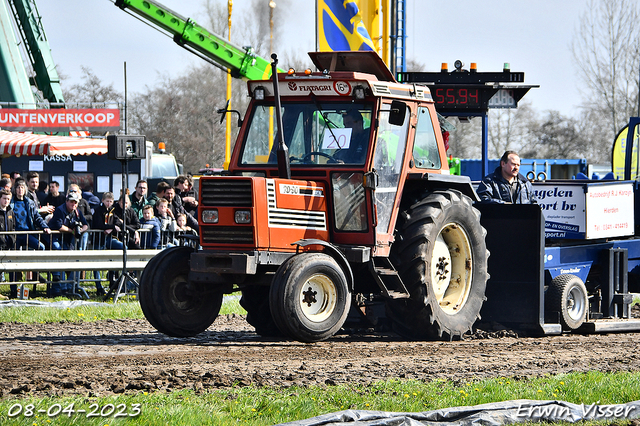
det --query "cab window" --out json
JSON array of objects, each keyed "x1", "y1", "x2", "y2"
[
  {"x1": 239, "y1": 102, "x2": 373, "y2": 166},
  {"x1": 413, "y1": 107, "x2": 441, "y2": 170}
]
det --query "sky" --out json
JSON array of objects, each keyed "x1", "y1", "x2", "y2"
[{"x1": 32, "y1": 0, "x2": 587, "y2": 117}]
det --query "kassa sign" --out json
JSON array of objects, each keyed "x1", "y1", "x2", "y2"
[{"x1": 0, "y1": 108, "x2": 120, "y2": 132}]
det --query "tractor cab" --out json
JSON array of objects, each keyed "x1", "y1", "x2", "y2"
[{"x1": 234, "y1": 78, "x2": 412, "y2": 249}]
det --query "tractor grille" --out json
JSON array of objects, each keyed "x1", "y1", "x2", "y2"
[
  {"x1": 266, "y1": 180, "x2": 326, "y2": 230},
  {"x1": 201, "y1": 179, "x2": 253, "y2": 207},
  {"x1": 201, "y1": 226, "x2": 254, "y2": 244}
]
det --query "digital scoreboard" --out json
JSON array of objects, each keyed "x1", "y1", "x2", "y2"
[
  {"x1": 432, "y1": 86, "x2": 482, "y2": 109},
  {"x1": 398, "y1": 66, "x2": 537, "y2": 114}
]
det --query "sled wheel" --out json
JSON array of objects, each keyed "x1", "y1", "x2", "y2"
[
  {"x1": 139, "y1": 246, "x2": 222, "y2": 337},
  {"x1": 269, "y1": 253, "x2": 351, "y2": 343},
  {"x1": 240, "y1": 285, "x2": 283, "y2": 337},
  {"x1": 546, "y1": 274, "x2": 588, "y2": 331},
  {"x1": 387, "y1": 190, "x2": 489, "y2": 340}
]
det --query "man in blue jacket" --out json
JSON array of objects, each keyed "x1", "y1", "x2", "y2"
[
  {"x1": 477, "y1": 151, "x2": 537, "y2": 204},
  {"x1": 11, "y1": 179, "x2": 51, "y2": 250}
]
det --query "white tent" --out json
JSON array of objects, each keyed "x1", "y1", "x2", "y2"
[{"x1": 0, "y1": 130, "x2": 107, "y2": 157}]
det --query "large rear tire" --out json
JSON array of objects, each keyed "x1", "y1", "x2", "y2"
[
  {"x1": 545, "y1": 274, "x2": 587, "y2": 331},
  {"x1": 240, "y1": 285, "x2": 283, "y2": 337},
  {"x1": 387, "y1": 190, "x2": 488, "y2": 340},
  {"x1": 269, "y1": 253, "x2": 351, "y2": 343},
  {"x1": 139, "y1": 246, "x2": 222, "y2": 337}
]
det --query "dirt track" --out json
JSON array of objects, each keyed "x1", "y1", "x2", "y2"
[{"x1": 1, "y1": 313, "x2": 640, "y2": 398}]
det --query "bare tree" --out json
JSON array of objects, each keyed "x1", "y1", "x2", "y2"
[
  {"x1": 62, "y1": 67, "x2": 122, "y2": 104},
  {"x1": 486, "y1": 101, "x2": 537, "y2": 158},
  {"x1": 446, "y1": 117, "x2": 482, "y2": 159},
  {"x1": 576, "y1": 107, "x2": 615, "y2": 163},
  {"x1": 522, "y1": 111, "x2": 587, "y2": 159},
  {"x1": 572, "y1": 0, "x2": 640, "y2": 142},
  {"x1": 127, "y1": 63, "x2": 238, "y2": 173},
  {"x1": 406, "y1": 58, "x2": 426, "y2": 72}
]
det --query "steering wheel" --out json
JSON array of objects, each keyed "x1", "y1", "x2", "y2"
[{"x1": 301, "y1": 151, "x2": 341, "y2": 164}]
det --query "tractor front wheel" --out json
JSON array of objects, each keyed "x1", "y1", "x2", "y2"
[
  {"x1": 269, "y1": 253, "x2": 351, "y2": 343},
  {"x1": 139, "y1": 246, "x2": 222, "y2": 337}
]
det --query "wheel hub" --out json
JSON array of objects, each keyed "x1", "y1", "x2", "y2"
[
  {"x1": 302, "y1": 287, "x2": 318, "y2": 307},
  {"x1": 170, "y1": 278, "x2": 200, "y2": 310},
  {"x1": 430, "y1": 223, "x2": 473, "y2": 315},
  {"x1": 298, "y1": 274, "x2": 337, "y2": 323},
  {"x1": 435, "y1": 256, "x2": 450, "y2": 281},
  {"x1": 567, "y1": 286, "x2": 586, "y2": 320}
]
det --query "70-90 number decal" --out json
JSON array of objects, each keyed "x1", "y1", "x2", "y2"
[
  {"x1": 279, "y1": 183, "x2": 324, "y2": 197},
  {"x1": 280, "y1": 184, "x2": 300, "y2": 195}
]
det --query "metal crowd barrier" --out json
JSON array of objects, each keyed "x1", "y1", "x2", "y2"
[
  {"x1": 0, "y1": 250, "x2": 161, "y2": 272},
  {"x1": 0, "y1": 228, "x2": 197, "y2": 299}
]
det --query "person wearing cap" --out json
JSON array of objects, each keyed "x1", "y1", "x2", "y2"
[
  {"x1": 67, "y1": 184, "x2": 92, "y2": 250},
  {"x1": 48, "y1": 191, "x2": 89, "y2": 297},
  {"x1": 49, "y1": 191, "x2": 89, "y2": 245}
]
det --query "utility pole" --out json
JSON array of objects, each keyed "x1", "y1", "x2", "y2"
[{"x1": 223, "y1": 0, "x2": 233, "y2": 169}]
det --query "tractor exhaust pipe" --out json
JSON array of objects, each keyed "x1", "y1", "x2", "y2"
[{"x1": 271, "y1": 54, "x2": 291, "y2": 179}]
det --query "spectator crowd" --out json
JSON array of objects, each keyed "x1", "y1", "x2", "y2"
[{"x1": 0, "y1": 172, "x2": 199, "y2": 299}]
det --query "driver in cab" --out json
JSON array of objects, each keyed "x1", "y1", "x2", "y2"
[{"x1": 334, "y1": 109, "x2": 369, "y2": 164}]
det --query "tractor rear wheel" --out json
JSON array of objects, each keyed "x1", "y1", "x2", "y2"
[
  {"x1": 139, "y1": 246, "x2": 222, "y2": 337},
  {"x1": 240, "y1": 285, "x2": 282, "y2": 337},
  {"x1": 387, "y1": 190, "x2": 488, "y2": 340},
  {"x1": 269, "y1": 253, "x2": 351, "y2": 343},
  {"x1": 545, "y1": 274, "x2": 587, "y2": 331}
]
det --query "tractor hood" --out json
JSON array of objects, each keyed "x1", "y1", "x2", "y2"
[{"x1": 308, "y1": 51, "x2": 396, "y2": 83}]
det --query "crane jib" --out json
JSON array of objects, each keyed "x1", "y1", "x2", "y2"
[{"x1": 115, "y1": 0, "x2": 284, "y2": 80}]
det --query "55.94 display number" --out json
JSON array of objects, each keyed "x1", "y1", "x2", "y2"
[
  {"x1": 433, "y1": 87, "x2": 481, "y2": 108},
  {"x1": 8, "y1": 402, "x2": 142, "y2": 418}
]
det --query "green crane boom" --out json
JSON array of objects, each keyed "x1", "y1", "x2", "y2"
[
  {"x1": 7, "y1": 0, "x2": 64, "y2": 104},
  {"x1": 114, "y1": 0, "x2": 284, "y2": 80}
]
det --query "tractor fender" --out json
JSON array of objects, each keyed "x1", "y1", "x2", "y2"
[{"x1": 292, "y1": 239, "x2": 354, "y2": 291}]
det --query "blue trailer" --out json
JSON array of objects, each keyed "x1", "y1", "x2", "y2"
[{"x1": 476, "y1": 154, "x2": 640, "y2": 335}]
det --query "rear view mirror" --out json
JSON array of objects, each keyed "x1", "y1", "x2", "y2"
[
  {"x1": 216, "y1": 99, "x2": 243, "y2": 127},
  {"x1": 389, "y1": 100, "x2": 407, "y2": 126}
]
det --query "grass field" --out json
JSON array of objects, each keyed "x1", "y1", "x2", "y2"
[
  {"x1": 0, "y1": 371, "x2": 638, "y2": 425},
  {"x1": 0, "y1": 296, "x2": 245, "y2": 323},
  {"x1": 1, "y1": 297, "x2": 639, "y2": 425}
]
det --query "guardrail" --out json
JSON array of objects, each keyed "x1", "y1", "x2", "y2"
[
  {"x1": 0, "y1": 228, "x2": 196, "y2": 300},
  {"x1": 0, "y1": 250, "x2": 161, "y2": 272}
]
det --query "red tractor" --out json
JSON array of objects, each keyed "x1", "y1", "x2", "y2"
[{"x1": 139, "y1": 51, "x2": 489, "y2": 343}]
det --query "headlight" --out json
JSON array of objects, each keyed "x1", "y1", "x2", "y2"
[
  {"x1": 234, "y1": 210, "x2": 251, "y2": 224},
  {"x1": 202, "y1": 209, "x2": 219, "y2": 223}
]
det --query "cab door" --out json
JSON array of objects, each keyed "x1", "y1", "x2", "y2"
[{"x1": 372, "y1": 100, "x2": 411, "y2": 253}]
